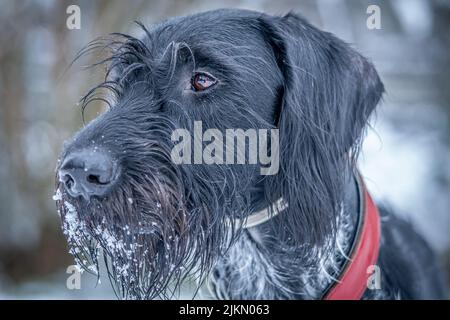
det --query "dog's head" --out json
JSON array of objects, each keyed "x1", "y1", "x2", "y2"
[{"x1": 55, "y1": 9, "x2": 383, "y2": 299}]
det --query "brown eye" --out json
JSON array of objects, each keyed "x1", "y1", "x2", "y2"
[{"x1": 191, "y1": 72, "x2": 217, "y2": 91}]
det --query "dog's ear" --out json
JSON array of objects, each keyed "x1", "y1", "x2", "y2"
[{"x1": 259, "y1": 13, "x2": 384, "y2": 246}]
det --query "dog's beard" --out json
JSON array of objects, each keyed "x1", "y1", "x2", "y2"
[
  {"x1": 56, "y1": 160, "x2": 253, "y2": 299},
  {"x1": 55, "y1": 164, "x2": 242, "y2": 300}
]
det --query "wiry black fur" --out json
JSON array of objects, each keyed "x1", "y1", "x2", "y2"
[{"x1": 55, "y1": 9, "x2": 447, "y2": 299}]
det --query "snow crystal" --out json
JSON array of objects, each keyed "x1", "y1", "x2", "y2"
[
  {"x1": 64, "y1": 201, "x2": 78, "y2": 226},
  {"x1": 116, "y1": 263, "x2": 129, "y2": 277},
  {"x1": 99, "y1": 228, "x2": 125, "y2": 253},
  {"x1": 52, "y1": 188, "x2": 62, "y2": 201},
  {"x1": 63, "y1": 201, "x2": 80, "y2": 239},
  {"x1": 87, "y1": 264, "x2": 99, "y2": 274}
]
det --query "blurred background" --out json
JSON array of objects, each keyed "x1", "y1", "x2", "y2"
[{"x1": 0, "y1": 0, "x2": 449, "y2": 299}]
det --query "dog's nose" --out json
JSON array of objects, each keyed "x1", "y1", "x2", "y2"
[{"x1": 59, "y1": 148, "x2": 118, "y2": 200}]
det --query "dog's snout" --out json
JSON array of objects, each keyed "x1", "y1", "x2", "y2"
[{"x1": 59, "y1": 148, "x2": 118, "y2": 200}]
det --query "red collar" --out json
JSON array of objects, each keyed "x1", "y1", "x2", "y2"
[{"x1": 324, "y1": 178, "x2": 381, "y2": 300}]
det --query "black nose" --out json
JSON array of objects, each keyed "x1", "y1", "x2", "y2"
[{"x1": 59, "y1": 148, "x2": 118, "y2": 200}]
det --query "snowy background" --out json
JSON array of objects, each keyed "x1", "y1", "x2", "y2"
[{"x1": 0, "y1": 0, "x2": 449, "y2": 299}]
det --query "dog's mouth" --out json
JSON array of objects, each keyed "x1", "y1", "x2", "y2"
[{"x1": 54, "y1": 169, "x2": 197, "y2": 299}]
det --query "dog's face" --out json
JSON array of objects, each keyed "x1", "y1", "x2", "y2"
[{"x1": 55, "y1": 9, "x2": 383, "y2": 299}]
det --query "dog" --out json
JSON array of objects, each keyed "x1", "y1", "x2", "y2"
[{"x1": 54, "y1": 9, "x2": 448, "y2": 299}]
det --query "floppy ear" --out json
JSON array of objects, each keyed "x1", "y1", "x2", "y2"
[{"x1": 259, "y1": 13, "x2": 384, "y2": 246}]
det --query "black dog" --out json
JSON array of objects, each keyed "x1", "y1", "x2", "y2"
[{"x1": 55, "y1": 9, "x2": 447, "y2": 299}]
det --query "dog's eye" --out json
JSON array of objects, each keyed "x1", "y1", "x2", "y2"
[{"x1": 191, "y1": 72, "x2": 217, "y2": 91}]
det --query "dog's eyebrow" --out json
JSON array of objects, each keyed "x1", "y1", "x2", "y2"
[{"x1": 163, "y1": 40, "x2": 232, "y2": 74}]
